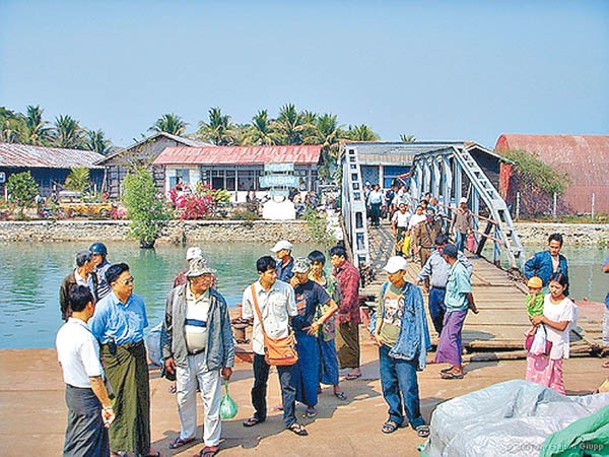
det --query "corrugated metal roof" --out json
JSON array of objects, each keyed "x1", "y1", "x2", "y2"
[
  {"x1": 98, "y1": 132, "x2": 210, "y2": 164},
  {"x1": 153, "y1": 145, "x2": 322, "y2": 166},
  {"x1": 0, "y1": 143, "x2": 105, "y2": 168},
  {"x1": 495, "y1": 134, "x2": 609, "y2": 212},
  {"x1": 347, "y1": 141, "x2": 500, "y2": 165}
]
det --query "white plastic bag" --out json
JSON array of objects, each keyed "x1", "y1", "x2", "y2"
[{"x1": 530, "y1": 325, "x2": 548, "y2": 356}]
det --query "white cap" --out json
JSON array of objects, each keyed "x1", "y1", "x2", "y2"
[
  {"x1": 459, "y1": 197, "x2": 468, "y2": 204},
  {"x1": 383, "y1": 256, "x2": 408, "y2": 274},
  {"x1": 186, "y1": 246, "x2": 204, "y2": 261},
  {"x1": 271, "y1": 240, "x2": 293, "y2": 253}
]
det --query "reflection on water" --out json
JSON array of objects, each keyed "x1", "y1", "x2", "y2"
[
  {"x1": 0, "y1": 241, "x2": 319, "y2": 349},
  {"x1": 0, "y1": 241, "x2": 606, "y2": 349}
]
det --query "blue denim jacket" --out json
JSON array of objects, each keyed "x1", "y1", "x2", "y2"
[
  {"x1": 370, "y1": 282, "x2": 431, "y2": 370},
  {"x1": 524, "y1": 251, "x2": 569, "y2": 287}
]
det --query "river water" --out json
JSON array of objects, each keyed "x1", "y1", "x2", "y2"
[{"x1": 0, "y1": 241, "x2": 607, "y2": 349}]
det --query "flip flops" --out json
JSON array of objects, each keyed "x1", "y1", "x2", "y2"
[
  {"x1": 381, "y1": 420, "x2": 405, "y2": 434},
  {"x1": 415, "y1": 425, "x2": 430, "y2": 438},
  {"x1": 243, "y1": 416, "x2": 264, "y2": 427},
  {"x1": 334, "y1": 390, "x2": 348, "y2": 401},
  {"x1": 169, "y1": 436, "x2": 195, "y2": 449},
  {"x1": 288, "y1": 423, "x2": 308, "y2": 436},
  {"x1": 441, "y1": 371, "x2": 464, "y2": 380}
]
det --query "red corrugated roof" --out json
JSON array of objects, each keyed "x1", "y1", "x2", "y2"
[
  {"x1": 0, "y1": 143, "x2": 105, "y2": 168},
  {"x1": 152, "y1": 145, "x2": 322, "y2": 166},
  {"x1": 495, "y1": 134, "x2": 609, "y2": 212}
]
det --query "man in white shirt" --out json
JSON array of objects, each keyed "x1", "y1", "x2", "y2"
[
  {"x1": 391, "y1": 203, "x2": 412, "y2": 255},
  {"x1": 241, "y1": 256, "x2": 308, "y2": 436},
  {"x1": 56, "y1": 285, "x2": 115, "y2": 457}
]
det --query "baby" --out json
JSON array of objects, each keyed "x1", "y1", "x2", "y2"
[{"x1": 525, "y1": 276, "x2": 544, "y2": 336}]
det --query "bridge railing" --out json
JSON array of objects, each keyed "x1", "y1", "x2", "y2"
[{"x1": 340, "y1": 146, "x2": 370, "y2": 268}]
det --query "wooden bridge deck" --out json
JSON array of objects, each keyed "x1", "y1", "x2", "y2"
[{"x1": 360, "y1": 222, "x2": 604, "y2": 359}]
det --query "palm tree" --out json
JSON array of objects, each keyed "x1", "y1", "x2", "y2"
[
  {"x1": 241, "y1": 110, "x2": 280, "y2": 146},
  {"x1": 272, "y1": 104, "x2": 310, "y2": 145},
  {"x1": 64, "y1": 166, "x2": 91, "y2": 192},
  {"x1": 150, "y1": 113, "x2": 187, "y2": 136},
  {"x1": 86, "y1": 129, "x2": 112, "y2": 155},
  {"x1": 346, "y1": 124, "x2": 380, "y2": 141},
  {"x1": 24, "y1": 105, "x2": 52, "y2": 145},
  {"x1": 53, "y1": 115, "x2": 86, "y2": 149},
  {"x1": 195, "y1": 107, "x2": 238, "y2": 145},
  {"x1": 307, "y1": 113, "x2": 345, "y2": 181},
  {"x1": 400, "y1": 134, "x2": 416, "y2": 143}
]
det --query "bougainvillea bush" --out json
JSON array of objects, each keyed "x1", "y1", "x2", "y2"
[{"x1": 168, "y1": 183, "x2": 231, "y2": 220}]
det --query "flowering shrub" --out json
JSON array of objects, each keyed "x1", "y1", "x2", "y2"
[{"x1": 168, "y1": 182, "x2": 231, "y2": 220}]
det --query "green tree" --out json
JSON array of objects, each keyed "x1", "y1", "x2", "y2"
[
  {"x1": 63, "y1": 167, "x2": 91, "y2": 192},
  {"x1": 53, "y1": 115, "x2": 86, "y2": 149},
  {"x1": 272, "y1": 104, "x2": 310, "y2": 145},
  {"x1": 196, "y1": 107, "x2": 238, "y2": 145},
  {"x1": 241, "y1": 110, "x2": 280, "y2": 146},
  {"x1": 151, "y1": 113, "x2": 188, "y2": 136},
  {"x1": 345, "y1": 124, "x2": 380, "y2": 141},
  {"x1": 7, "y1": 171, "x2": 38, "y2": 217},
  {"x1": 306, "y1": 113, "x2": 345, "y2": 181},
  {"x1": 86, "y1": 129, "x2": 112, "y2": 155},
  {"x1": 0, "y1": 107, "x2": 26, "y2": 143},
  {"x1": 24, "y1": 105, "x2": 52, "y2": 145},
  {"x1": 122, "y1": 167, "x2": 169, "y2": 248},
  {"x1": 400, "y1": 134, "x2": 416, "y2": 143}
]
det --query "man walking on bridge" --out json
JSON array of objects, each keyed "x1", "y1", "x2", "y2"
[{"x1": 412, "y1": 208, "x2": 442, "y2": 267}]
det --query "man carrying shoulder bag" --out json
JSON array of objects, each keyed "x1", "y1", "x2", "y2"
[{"x1": 241, "y1": 256, "x2": 308, "y2": 436}]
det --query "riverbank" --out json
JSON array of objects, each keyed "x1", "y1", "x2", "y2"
[
  {"x1": 0, "y1": 220, "x2": 316, "y2": 244},
  {"x1": 0, "y1": 336, "x2": 606, "y2": 457},
  {"x1": 0, "y1": 220, "x2": 607, "y2": 245},
  {"x1": 514, "y1": 222, "x2": 608, "y2": 246}
]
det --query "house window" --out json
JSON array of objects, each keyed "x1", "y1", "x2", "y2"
[{"x1": 169, "y1": 168, "x2": 191, "y2": 189}]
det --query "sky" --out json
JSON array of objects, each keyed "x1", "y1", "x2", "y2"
[{"x1": 1, "y1": 0, "x2": 608, "y2": 148}]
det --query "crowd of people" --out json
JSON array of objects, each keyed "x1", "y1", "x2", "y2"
[{"x1": 54, "y1": 208, "x2": 605, "y2": 456}]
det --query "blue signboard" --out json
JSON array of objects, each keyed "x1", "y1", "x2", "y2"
[{"x1": 259, "y1": 175, "x2": 300, "y2": 188}]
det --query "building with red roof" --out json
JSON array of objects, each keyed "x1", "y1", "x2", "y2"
[
  {"x1": 495, "y1": 134, "x2": 609, "y2": 215},
  {"x1": 152, "y1": 144, "x2": 322, "y2": 197}
]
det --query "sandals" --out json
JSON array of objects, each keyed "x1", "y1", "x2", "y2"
[
  {"x1": 345, "y1": 372, "x2": 362, "y2": 381},
  {"x1": 440, "y1": 366, "x2": 454, "y2": 373},
  {"x1": 287, "y1": 423, "x2": 308, "y2": 436},
  {"x1": 197, "y1": 446, "x2": 219, "y2": 457},
  {"x1": 304, "y1": 407, "x2": 318, "y2": 418},
  {"x1": 415, "y1": 425, "x2": 430, "y2": 438},
  {"x1": 242, "y1": 416, "x2": 264, "y2": 427},
  {"x1": 441, "y1": 371, "x2": 464, "y2": 380},
  {"x1": 334, "y1": 390, "x2": 348, "y2": 401},
  {"x1": 381, "y1": 420, "x2": 405, "y2": 434},
  {"x1": 169, "y1": 436, "x2": 195, "y2": 449}
]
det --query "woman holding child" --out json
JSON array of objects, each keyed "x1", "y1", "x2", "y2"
[{"x1": 525, "y1": 272, "x2": 577, "y2": 394}]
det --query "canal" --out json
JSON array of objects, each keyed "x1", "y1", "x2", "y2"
[{"x1": 0, "y1": 241, "x2": 606, "y2": 349}]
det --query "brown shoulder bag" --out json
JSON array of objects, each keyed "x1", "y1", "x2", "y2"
[{"x1": 250, "y1": 285, "x2": 298, "y2": 366}]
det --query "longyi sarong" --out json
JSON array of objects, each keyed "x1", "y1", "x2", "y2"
[
  {"x1": 434, "y1": 310, "x2": 467, "y2": 366},
  {"x1": 336, "y1": 321, "x2": 360, "y2": 369},
  {"x1": 63, "y1": 385, "x2": 109, "y2": 457},
  {"x1": 525, "y1": 353, "x2": 566, "y2": 394},
  {"x1": 319, "y1": 337, "x2": 339, "y2": 386},
  {"x1": 294, "y1": 331, "x2": 321, "y2": 407},
  {"x1": 101, "y1": 341, "x2": 150, "y2": 455}
]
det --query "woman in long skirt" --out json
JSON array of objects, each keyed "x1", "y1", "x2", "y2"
[{"x1": 525, "y1": 272, "x2": 577, "y2": 394}]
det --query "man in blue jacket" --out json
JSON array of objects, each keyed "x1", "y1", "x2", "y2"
[
  {"x1": 373, "y1": 256, "x2": 430, "y2": 438},
  {"x1": 524, "y1": 233, "x2": 569, "y2": 290}
]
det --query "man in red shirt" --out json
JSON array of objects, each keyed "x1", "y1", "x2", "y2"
[{"x1": 329, "y1": 245, "x2": 362, "y2": 380}]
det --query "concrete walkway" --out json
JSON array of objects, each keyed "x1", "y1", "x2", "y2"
[{"x1": 1, "y1": 337, "x2": 607, "y2": 457}]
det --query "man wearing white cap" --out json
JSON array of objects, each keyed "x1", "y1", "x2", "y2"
[
  {"x1": 271, "y1": 240, "x2": 294, "y2": 283},
  {"x1": 174, "y1": 247, "x2": 205, "y2": 287},
  {"x1": 450, "y1": 197, "x2": 473, "y2": 252},
  {"x1": 163, "y1": 257, "x2": 234, "y2": 456},
  {"x1": 372, "y1": 256, "x2": 430, "y2": 437}
]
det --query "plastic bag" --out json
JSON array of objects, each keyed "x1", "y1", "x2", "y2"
[
  {"x1": 530, "y1": 325, "x2": 552, "y2": 356},
  {"x1": 219, "y1": 381, "x2": 238, "y2": 420},
  {"x1": 466, "y1": 232, "x2": 477, "y2": 252}
]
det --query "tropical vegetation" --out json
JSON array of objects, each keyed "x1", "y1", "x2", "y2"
[
  {"x1": 6, "y1": 171, "x2": 39, "y2": 218},
  {"x1": 122, "y1": 167, "x2": 169, "y2": 248}
]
